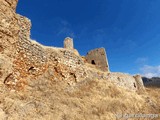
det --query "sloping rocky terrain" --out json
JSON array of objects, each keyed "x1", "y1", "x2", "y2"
[
  {"x1": 0, "y1": 77, "x2": 159, "y2": 120},
  {"x1": 0, "y1": 0, "x2": 160, "y2": 120},
  {"x1": 142, "y1": 77, "x2": 160, "y2": 87}
]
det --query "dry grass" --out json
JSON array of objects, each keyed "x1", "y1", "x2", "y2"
[{"x1": 0, "y1": 78, "x2": 159, "y2": 120}]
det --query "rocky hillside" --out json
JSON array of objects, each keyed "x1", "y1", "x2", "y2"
[
  {"x1": 142, "y1": 77, "x2": 160, "y2": 87},
  {"x1": 0, "y1": 76, "x2": 160, "y2": 120},
  {"x1": 0, "y1": 0, "x2": 160, "y2": 120}
]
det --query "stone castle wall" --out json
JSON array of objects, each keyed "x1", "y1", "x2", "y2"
[
  {"x1": 0, "y1": 0, "x2": 86, "y2": 89},
  {"x1": 10, "y1": 15, "x2": 85, "y2": 89},
  {"x1": 106, "y1": 73, "x2": 145, "y2": 92},
  {"x1": 0, "y1": 0, "x2": 145, "y2": 91}
]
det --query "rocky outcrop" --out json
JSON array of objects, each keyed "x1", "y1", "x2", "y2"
[
  {"x1": 134, "y1": 75, "x2": 145, "y2": 92},
  {"x1": 5, "y1": 0, "x2": 18, "y2": 10},
  {"x1": 142, "y1": 77, "x2": 160, "y2": 87},
  {"x1": 0, "y1": 0, "x2": 19, "y2": 57},
  {"x1": 0, "y1": 0, "x2": 20, "y2": 87}
]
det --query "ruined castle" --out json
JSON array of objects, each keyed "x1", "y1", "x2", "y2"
[{"x1": 0, "y1": 0, "x2": 144, "y2": 92}]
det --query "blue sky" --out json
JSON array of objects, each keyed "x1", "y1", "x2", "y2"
[{"x1": 17, "y1": 0, "x2": 160, "y2": 77}]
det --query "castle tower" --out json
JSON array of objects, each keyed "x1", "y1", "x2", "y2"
[
  {"x1": 85, "y1": 48, "x2": 110, "y2": 72},
  {"x1": 64, "y1": 37, "x2": 74, "y2": 49}
]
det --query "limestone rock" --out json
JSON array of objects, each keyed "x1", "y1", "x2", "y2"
[
  {"x1": 0, "y1": 54, "x2": 13, "y2": 84},
  {"x1": 4, "y1": 0, "x2": 18, "y2": 10},
  {"x1": 134, "y1": 75, "x2": 145, "y2": 92},
  {"x1": 0, "y1": 108, "x2": 6, "y2": 120}
]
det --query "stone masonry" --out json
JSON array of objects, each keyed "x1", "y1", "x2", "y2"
[
  {"x1": 64, "y1": 37, "x2": 74, "y2": 49},
  {"x1": 0, "y1": 0, "x2": 145, "y2": 92},
  {"x1": 85, "y1": 48, "x2": 109, "y2": 72}
]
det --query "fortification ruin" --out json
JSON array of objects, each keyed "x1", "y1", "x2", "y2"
[
  {"x1": 85, "y1": 48, "x2": 109, "y2": 72},
  {"x1": 64, "y1": 37, "x2": 74, "y2": 49},
  {"x1": 0, "y1": 0, "x2": 145, "y2": 92}
]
